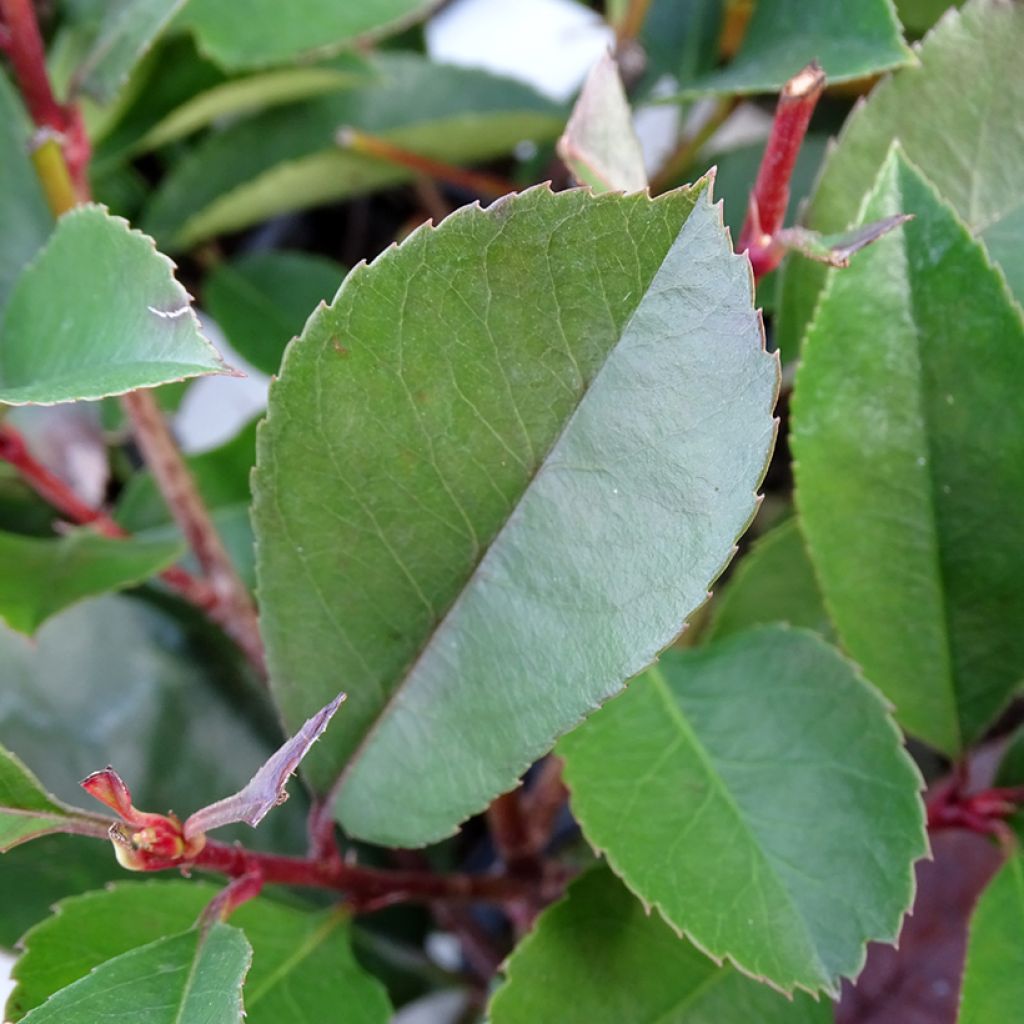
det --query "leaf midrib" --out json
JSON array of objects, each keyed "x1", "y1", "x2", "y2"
[
  {"x1": 330, "y1": 188, "x2": 700, "y2": 802},
  {"x1": 245, "y1": 911, "x2": 344, "y2": 1006}
]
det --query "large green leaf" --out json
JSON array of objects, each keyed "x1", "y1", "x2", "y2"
[
  {"x1": 0, "y1": 528, "x2": 182, "y2": 635},
  {"x1": 117, "y1": 418, "x2": 258, "y2": 587},
  {"x1": 72, "y1": 0, "x2": 189, "y2": 102},
  {"x1": 254, "y1": 182, "x2": 777, "y2": 847},
  {"x1": 490, "y1": 866, "x2": 829, "y2": 1023},
  {"x1": 791, "y1": 150, "x2": 1024, "y2": 755},
  {"x1": 204, "y1": 251, "x2": 346, "y2": 376},
  {"x1": 0, "y1": 72, "x2": 52, "y2": 312},
  {"x1": 704, "y1": 517, "x2": 832, "y2": 643},
  {"x1": 958, "y1": 855, "x2": 1024, "y2": 1024},
  {"x1": 181, "y1": 0, "x2": 434, "y2": 69},
  {"x1": 8, "y1": 882, "x2": 391, "y2": 1023},
  {"x1": 680, "y1": 0, "x2": 912, "y2": 95},
  {"x1": 18, "y1": 922, "x2": 251, "y2": 1024},
  {"x1": 0, "y1": 205, "x2": 228, "y2": 405},
  {"x1": 0, "y1": 747, "x2": 106, "y2": 854},
  {"x1": 777, "y1": 0, "x2": 1024, "y2": 359},
  {"x1": 559, "y1": 627, "x2": 926, "y2": 995},
  {"x1": 142, "y1": 54, "x2": 564, "y2": 249}
]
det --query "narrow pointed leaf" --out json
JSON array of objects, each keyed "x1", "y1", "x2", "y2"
[
  {"x1": 0, "y1": 528, "x2": 183, "y2": 635},
  {"x1": 705, "y1": 517, "x2": 832, "y2": 643},
  {"x1": 184, "y1": 693, "x2": 345, "y2": 838},
  {"x1": 18, "y1": 923, "x2": 251, "y2": 1024},
  {"x1": 778, "y1": 0, "x2": 1024, "y2": 358},
  {"x1": 7, "y1": 881, "x2": 390, "y2": 1023},
  {"x1": 792, "y1": 150, "x2": 1024, "y2": 754},
  {"x1": 958, "y1": 855, "x2": 1024, "y2": 1024},
  {"x1": 73, "y1": 0, "x2": 189, "y2": 103},
  {"x1": 0, "y1": 205, "x2": 228, "y2": 406},
  {"x1": 680, "y1": 0, "x2": 912, "y2": 95},
  {"x1": 254, "y1": 182, "x2": 778, "y2": 847},
  {"x1": 490, "y1": 866, "x2": 830, "y2": 1023},
  {"x1": 181, "y1": 0, "x2": 434, "y2": 70},
  {"x1": 557, "y1": 52, "x2": 647, "y2": 193},
  {"x1": 776, "y1": 214, "x2": 912, "y2": 268},
  {"x1": 1, "y1": 747, "x2": 108, "y2": 854},
  {"x1": 560, "y1": 627, "x2": 926, "y2": 995}
]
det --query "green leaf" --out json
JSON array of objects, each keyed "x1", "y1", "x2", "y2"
[
  {"x1": 0, "y1": 205, "x2": 228, "y2": 405},
  {"x1": 559, "y1": 627, "x2": 926, "y2": 995},
  {"x1": 557, "y1": 52, "x2": 647, "y2": 193},
  {"x1": 791, "y1": 149, "x2": 1024, "y2": 755},
  {"x1": 181, "y1": 0, "x2": 433, "y2": 69},
  {"x1": 116, "y1": 418, "x2": 257, "y2": 588},
  {"x1": 777, "y1": 0, "x2": 1024, "y2": 359},
  {"x1": 958, "y1": 855, "x2": 1024, "y2": 1024},
  {"x1": 204, "y1": 251, "x2": 345, "y2": 376},
  {"x1": 490, "y1": 866, "x2": 830, "y2": 1023},
  {"x1": 0, "y1": 747, "x2": 106, "y2": 854},
  {"x1": 254, "y1": 182, "x2": 778, "y2": 847},
  {"x1": 136, "y1": 57, "x2": 372, "y2": 152},
  {"x1": 18, "y1": 922, "x2": 251, "y2": 1024},
  {"x1": 680, "y1": 0, "x2": 912, "y2": 95},
  {"x1": 895, "y1": 0, "x2": 963, "y2": 35},
  {"x1": 704, "y1": 517, "x2": 832, "y2": 644},
  {"x1": 72, "y1": 0, "x2": 189, "y2": 103},
  {"x1": 142, "y1": 54, "x2": 564, "y2": 249},
  {"x1": 0, "y1": 72, "x2": 52, "y2": 312},
  {"x1": 8, "y1": 881, "x2": 391, "y2": 1023},
  {"x1": 0, "y1": 528, "x2": 183, "y2": 635}
]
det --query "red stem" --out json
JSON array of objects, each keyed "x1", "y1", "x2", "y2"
[
  {"x1": 738, "y1": 61, "x2": 826, "y2": 278},
  {"x1": 193, "y1": 840, "x2": 545, "y2": 910},
  {"x1": 487, "y1": 790, "x2": 537, "y2": 875},
  {"x1": 0, "y1": 0, "x2": 90, "y2": 194}
]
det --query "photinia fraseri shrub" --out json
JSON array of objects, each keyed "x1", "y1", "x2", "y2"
[{"x1": 0, "y1": 1, "x2": 1021, "y2": 1022}]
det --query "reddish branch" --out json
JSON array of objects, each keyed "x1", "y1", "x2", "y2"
[
  {"x1": 926, "y1": 774, "x2": 1024, "y2": 840},
  {"x1": 738, "y1": 61, "x2": 826, "y2": 278},
  {"x1": 0, "y1": 0, "x2": 90, "y2": 194}
]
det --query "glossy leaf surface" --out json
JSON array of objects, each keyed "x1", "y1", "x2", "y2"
[
  {"x1": 142, "y1": 55, "x2": 563, "y2": 249},
  {"x1": 8, "y1": 882, "x2": 391, "y2": 1023},
  {"x1": 792, "y1": 151, "x2": 1024, "y2": 754},
  {"x1": 204, "y1": 251, "x2": 346, "y2": 376},
  {"x1": 683, "y1": 0, "x2": 911, "y2": 95},
  {"x1": 560, "y1": 627, "x2": 926, "y2": 995},
  {"x1": 958, "y1": 855, "x2": 1024, "y2": 1024},
  {"x1": 254, "y1": 183, "x2": 777, "y2": 846},
  {"x1": 491, "y1": 866, "x2": 830, "y2": 1023},
  {"x1": 0, "y1": 205, "x2": 227, "y2": 405},
  {"x1": 777, "y1": 0, "x2": 1024, "y2": 357},
  {"x1": 181, "y1": 0, "x2": 434, "y2": 69},
  {"x1": 0, "y1": 528, "x2": 182, "y2": 635},
  {"x1": 18, "y1": 923, "x2": 251, "y2": 1024}
]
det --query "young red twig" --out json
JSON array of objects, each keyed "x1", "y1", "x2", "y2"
[
  {"x1": 925, "y1": 770, "x2": 1024, "y2": 841},
  {"x1": 337, "y1": 127, "x2": 516, "y2": 200},
  {"x1": 487, "y1": 789, "x2": 538, "y2": 876},
  {"x1": 0, "y1": 0, "x2": 90, "y2": 195},
  {"x1": 522, "y1": 755, "x2": 569, "y2": 855},
  {"x1": 738, "y1": 61, "x2": 826, "y2": 278}
]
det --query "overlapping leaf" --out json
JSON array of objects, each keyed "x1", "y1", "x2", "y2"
[
  {"x1": 8, "y1": 882, "x2": 390, "y2": 1023},
  {"x1": 490, "y1": 867, "x2": 829, "y2": 1023},
  {"x1": 0, "y1": 205, "x2": 227, "y2": 405},
  {"x1": 18, "y1": 923, "x2": 251, "y2": 1024},
  {"x1": 142, "y1": 54, "x2": 564, "y2": 249},
  {"x1": 254, "y1": 182, "x2": 778, "y2": 846},
  {"x1": 792, "y1": 150, "x2": 1024, "y2": 754},
  {"x1": 958, "y1": 855, "x2": 1024, "y2": 1024},
  {"x1": 0, "y1": 528, "x2": 182, "y2": 635},
  {"x1": 680, "y1": 0, "x2": 912, "y2": 95},
  {"x1": 560, "y1": 627, "x2": 926, "y2": 995},
  {"x1": 777, "y1": 0, "x2": 1024, "y2": 358}
]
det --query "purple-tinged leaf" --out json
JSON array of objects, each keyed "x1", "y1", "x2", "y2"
[{"x1": 184, "y1": 694, "x2": 345, "y2": 839}]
